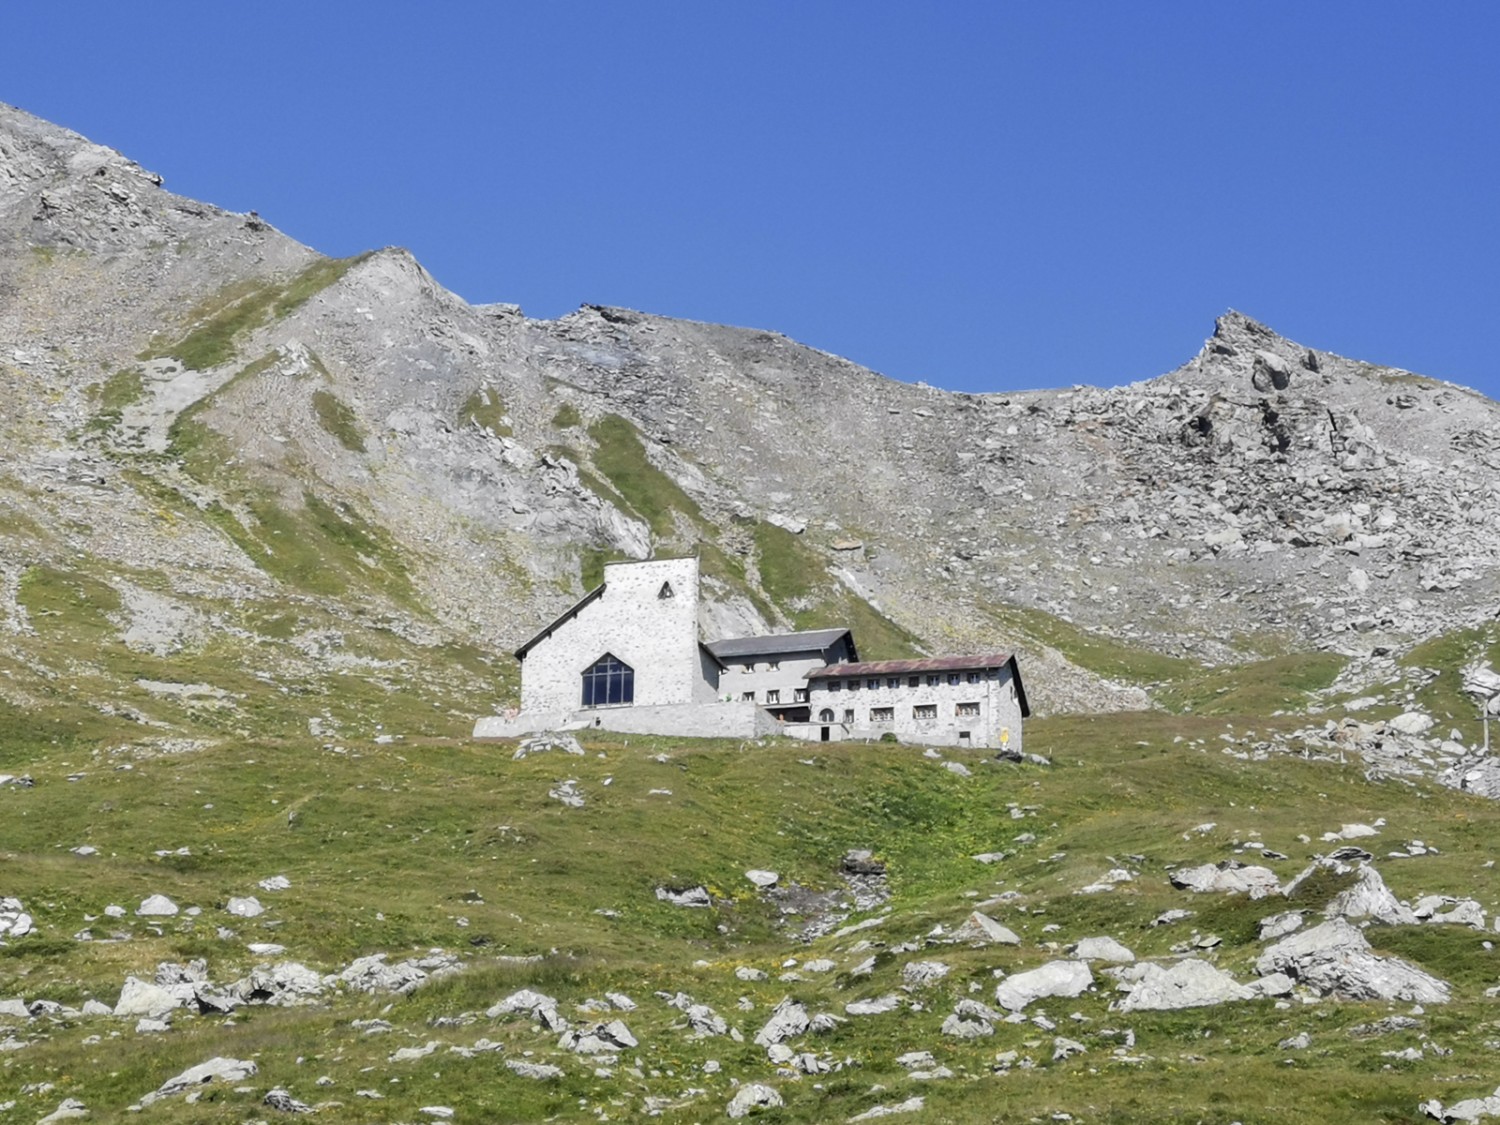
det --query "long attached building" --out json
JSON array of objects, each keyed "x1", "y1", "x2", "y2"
[
  {"x1": 795, "y1": 653, "x2": 1029, "y2": 751},
  {"x1": 473, "y1": 557, "x2": 1027, "y2": 750}
]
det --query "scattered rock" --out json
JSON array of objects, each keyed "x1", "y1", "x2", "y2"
[
  {"x1": 1072, "y1": 936, "x2": 1135, "y2": 963},
  {"x1": 1118, "y1": 958, "x2": 1253, "y2": 1012},
  {"x1": 135, "y1": 894, "x2": 178, "y2": 917},
  {"x1": 727, "y1": 1083, "x2": 783, "y2": 1118},
  {"x1": 560, "y1": 1020, "x2": 637, "y2": 1054},
  {"x1": 745, "y1": 870, "x2": 779, "y2": 889},
  {"x1": 514, "y1": 732, "x2": 585, "y2": 760},
  {"x1": 994, "y1": 961, "x2": 1093, "y2": 1012},
  {"x1": 225, "y1": 896, "x2": 264, "y2": 918},
  {"x1": 0, "y1": 898, "x2": 33, "y2": 937},
  {"x1": 139, "y1": 1056, "x2": 257, "y2": 1107},
  {"x1": 263, "y1": 1087, "x2": 313, "y2": 1113},
  {"x1": 950, "y1": 911, "x2": 1020, "y2": 945},
  {"x1": 845, "y1": 995, "x2": 903, "y2": 1016},
  {"x1": 841, "y1": 850, "x2": 885, "y2": 876},
  {"x1": 506, "y1": 1059, "x2": 564, "y2": 1079},
  {"x1": 1324, "y1": 864, "x2": 1419, "y2": 925},
  {"x1": 1169, "y1": 861, "x2": 1279, "y2": 898},
  {"x1": 1257, "y1": 918, "x2": 1450, "y2": 1003},
  {"x1": 849, "y1": 1096, "x2": 925, "y2": 1121},
  {"x1": 656, "y1": 885, "x2": 711, "y2": 908},
  {"x1": 754, "y1": 998, "x2": 809, "y2": 1046},
  {"x1": 900, "y1": 960, "x2": 950, "y2": 987},
  {"x1": 37, "y1": 1099, "x2": 88, "y2": 1124}
]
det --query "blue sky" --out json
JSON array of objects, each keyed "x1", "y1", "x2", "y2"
[{"x1": 10, "y1": 4, "x2": 1499, "y2": 399}]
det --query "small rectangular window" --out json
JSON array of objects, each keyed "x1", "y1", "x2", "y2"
[
  {"x1": 967, "y1": 671, "x2": 982, "y2": 684},
  {"x1": 913, "y1": 703, "x2": 937, "y2": 720},
  {"x1": 767, "y1": 689, "x2": 780, "y2": 704},
  {"x1": 842, "y1": 708, "x2": 854, "y2": 723},
  {"x1": 794, "y1": 687, "x2": 808, "y2": 703},
  {"x1": 926, "y1": 674, "x2": 939, "y2": 687},
  {"x1": 958, "y1": 730, "x2": 971, "y2": 742},
  {"x1": 908, "y1": 676, "x2": 920, "y2": 688},
  {"x1": 741, "y1": 691, "x2": 755, "y2": 702},
  {"x1": 829, "y1": 681, "x2": 841, "y2": 692},
  {"x1": 947, "y1": 673, "x2": 961, "y2": 686},
  {"x1": 886, "y1": 677, "x2": 899, "y2": 689},
  {"x1": 956, "y1": 701, "x2": 980, "y2": 717},
  {"x1": 848, "y1": 679, "x2": 860, "y2": 692},
  {"x1": 866, "y1": 678, "x2": 879, "y2": 690},
  {"x1": 871, "y1": 706, "x2": 894, "y2": 723}
]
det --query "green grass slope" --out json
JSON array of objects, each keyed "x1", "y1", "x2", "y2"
[{"x1": 4, "y1": 682, "x2": 1500, "y2": 1122}]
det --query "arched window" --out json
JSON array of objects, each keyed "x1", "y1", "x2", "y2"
[
  {"x1": 818, "y1": 708, "x2": 835, "y2": 723},
  {"x1": 582, "y1": 653, "x2": 634, "y2": 707}
]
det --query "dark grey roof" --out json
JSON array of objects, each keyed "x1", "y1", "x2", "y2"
[
  {"x1": 706, "y1": 628, "x2": 854, "y2": 661},
  {"x1": 515, "y1": 583, "x2": 606, "y2": 659}
]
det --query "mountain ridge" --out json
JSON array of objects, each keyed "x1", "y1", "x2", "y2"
[{"x1": 3, "y1": 101, "x2": 1499, "y2": 722}]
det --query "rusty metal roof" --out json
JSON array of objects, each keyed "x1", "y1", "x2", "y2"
[{"x1": 807, "y1": 653, "x2": 1014, "y2": 678}]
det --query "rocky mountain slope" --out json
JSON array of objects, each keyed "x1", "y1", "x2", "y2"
[
  {"x1": 8, "y1": 103, "x2": 1500, "y2": 1125},
  {"x1": 2, "y1": 101, "x2": 1499, "y2": 726}
]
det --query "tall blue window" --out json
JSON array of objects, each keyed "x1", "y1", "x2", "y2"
[{"x1": 582, "y1": 653, "x2": 634, "y2": 707}]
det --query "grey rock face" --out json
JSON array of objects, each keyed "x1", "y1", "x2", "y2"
[
  {"x1": 994, "y1": 960, "x2": 1093, "y2": 1012},
  {"x1": 1257, "y1": 918, "x2": 1450, "y2": 1003},
  {"x1": 1170, "y1": 861, "x2": 1280, "y2": 898},
  {"x1": 754, "y1": 997, "x2": 810, "y2": 1046},
  {"x1": 727, "y1": 1083, "x2": 783, "y2": 1118},
  {"x1": 139, "y1": 1056, "x2": 258, "y2": 1107},
  {"x1": 1072, "y1": 936, "x2": 1135, "y2": 963},
  {"x1": 950, "y1": 911, "x2": 1021, "y2": 945},
  {"x1": 1324, "y1": 864, "x2": 1420, "y2": 925},
  {"x1": 1117, "y1": 958, "x2": 1253, "y2": 1012},
  {"x1": 655, "y1": 885, "x2": 711, "y2": 908}
]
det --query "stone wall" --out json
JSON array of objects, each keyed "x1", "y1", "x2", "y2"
[
  {"x1": 806, "y1": 664, "x2": 1024, "y2": 751},
  {"x1": 519, "y1": 557, "x2": 716, "y2": 713},
  {"x1": 718, "y1": 637, "x2": 855, "y2": 706},
  {"x1": 475, "y1": 701, "x2": 776, "y2": 741}
]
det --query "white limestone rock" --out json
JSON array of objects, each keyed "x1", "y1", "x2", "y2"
[
  {"x1": 994, "y1": 960, "x2": 1093, "y2": 1012},
  {"x1": 113, "y1": 976, "x2": 184, "y2": 1019},
  {"x1": 139, "y1": 1056, "x2": 257, "y2": 1107},
  {"x1": 1257, "y1": 918, "x2": 1450, "y2": 1003},
  {"x1": 950, "y1": 911, "x2": 1021, "y2": 945},
  {"x1": 513, "y1": 732, "x2": 585, "y2": 760},
  {"x1": 559, "y1": 1019, "x2": 637, "y2": 1054},
  {"x1": 136, "y1": 894, "x2": 178, "y2": 917},
  {"x1": 1118, "y1": 958, "x2": 1253, "y2": 1012},
  {"x1": 754, "y1": 997, "x2": 809, "y2": 1046},
  {"x1": 1390, "y1": 712, "x2": 1435, "y2": 736},
  {"x1": 901, "y1": 960, "x2": 950, "y2": 987},
  {"x1": 656, "y1": 885, "x2": 711, "y2": 908},
  {"x1": 506, "y1": 1059, "x2": 564, "y2": 1080},
  {"x1": 225, "y1": 896, "x2": 264, "y2": 918},
  {"x1": 745, "y1": 870, "x2": 779, "y2": 889},
  {"x1": 1324, "y1": 865, "x2": 1419, "y2": 925},
  {"x1": 37, "y1": 1099, "x2": 88, "y2": 1123},
  {"x1": 845, "y1": 994, "x2": 903, "y2": 1016},
  {"x1": 727, "y1": 1083, "x2": 783, "y2": 1118},
  {"x1": 1170, "y1": 861, "x2": 1279, "y2": 898},
  {"x1": 1072, "y1": 936, "x2": 1135, "y2": 963},
  {"x1": 1258, "y1": 910, "x2": 1305, "y2": 941}
]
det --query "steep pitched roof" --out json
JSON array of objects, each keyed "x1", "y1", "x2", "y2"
[
  {"x1": 807, "y1": 653, "x2": 1030, "y2": 717},
  {"x1": 705, "y1": 628, "x2": 856, "y2": 662},
  {"x1": 514, "y1": 582, "x2": 606, "y2": 660}
]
